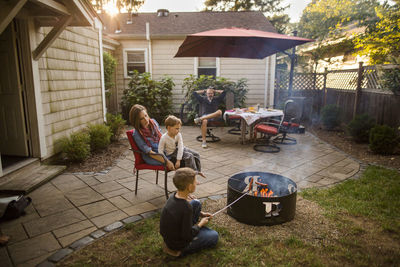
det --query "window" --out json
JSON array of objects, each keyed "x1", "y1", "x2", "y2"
[
  {"x1": 124, "y1": 49, "x2": 147, "y2": 78},
  {"x1": 197, "y1": 57, "x2": 217, "y2": 78}
]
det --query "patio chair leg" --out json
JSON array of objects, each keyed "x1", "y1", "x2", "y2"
[
  {"x1": 135, "y1": 169, "x2": 139, "y2": 195},
  {"x1": 156, "y1": 170, "x2": 159, "y2": 184},
  {"x1": 164, "y1": 170, "x2": 169, "y2": 199}
]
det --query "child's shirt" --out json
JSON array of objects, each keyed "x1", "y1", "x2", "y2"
[
  {"x1": 158, "y1": 132, "x2": 184, "y2": 160},
  {"x1": 160, "y1": 193, "x2": 200, "y2": 250}
]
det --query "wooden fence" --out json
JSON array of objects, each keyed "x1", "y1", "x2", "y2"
[{"x1": 275, "y1": 63, "x2": 400, "y2": 127}]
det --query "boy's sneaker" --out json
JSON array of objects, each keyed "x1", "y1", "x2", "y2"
[
  {"x1": 194, "y1": 117, "x2": 202, "y2": 124},
  {"x1": 163, "y1": 243, "x2": 181, "y2": 257},
  {"x1": 201, "y1": 141, "x2": 207, "y2": 148}
]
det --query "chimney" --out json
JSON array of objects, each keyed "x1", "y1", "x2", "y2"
[{"x1": 157, "y1": 9, "x2": 169, "y2": 17}]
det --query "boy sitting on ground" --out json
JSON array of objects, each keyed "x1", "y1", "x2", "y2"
[{"x1": 160, "y1": 168, "x2": 219, "y2": 256}]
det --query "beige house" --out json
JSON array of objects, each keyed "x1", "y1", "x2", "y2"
[
  {"x1": 0, "y1": 0, "x2": 105, "y2": 190},
  {"x1": 101, "y1": 10, "x2": 277, "y2": 113}
]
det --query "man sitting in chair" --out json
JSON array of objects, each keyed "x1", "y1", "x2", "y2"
[{"x1": 193, "y1": 87, "x2": 226, "y2": 148}]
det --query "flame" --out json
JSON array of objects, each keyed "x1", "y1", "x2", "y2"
[{"x1": 247, "y1": 177, "x2": 274, "y2": 197}]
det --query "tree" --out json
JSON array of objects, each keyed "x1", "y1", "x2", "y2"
[
  {"x1": 204, "y1": 0, "x2": 288, "y2": 16},
  {"x1": 268, "y1": 14, "x2": 291, "y2": 34},
  {"x1": 298, "y1": 0, "x2": 380, "y2": 40},
  {"x1": 354, "y1": 1, "x2": 400, "y2": 64},
  {"x1": 91, "y1": 0, "x2": 144, "y2": 14}
]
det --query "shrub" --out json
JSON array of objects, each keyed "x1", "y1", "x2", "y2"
[
  {"x1": 59, "y1": 131, "x2": 91, "y2": 162},
  {"x1": 369, "y1": 125, "x2": 399, "y2": 155},
  {"x1": 106, "y1": 113, "x2": 126, "y2": 141},
  {"x1": 321, "y1": 104, "x2": 341, "y2": 130},
  {"x1": 181, "y1": 75, "x2": 249, "y2": 123},
  {"x1": 87, "y1": 124, "x2": 111, "y2": 151},
  {"x1": 347, "y1": 114, "x2": 376, "y2": 143},
  {"x1": 103, "y1": 52, "x2": 117, "y2": 93},
  {"x1": 379, "y1": 66, "x2": 400, "y2": 95},
  {"x1": 121, "y1": 71, "x2": 174, "y2": 123}
]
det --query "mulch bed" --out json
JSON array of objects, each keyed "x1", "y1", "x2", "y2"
[
  {"x1": 63, "y1": 139, "x2": 130, "y2": 173},
  {"x1": 308, "y1": 125, "x2": 400, "y2": 170}
]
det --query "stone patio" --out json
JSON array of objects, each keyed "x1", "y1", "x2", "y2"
[{"x1": 0, "y1": 126, "x2": 361, "y2": 266}]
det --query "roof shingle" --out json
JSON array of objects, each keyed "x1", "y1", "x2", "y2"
[{"x1": 101, "y1": 11, "x2": 276, "y2": 38}]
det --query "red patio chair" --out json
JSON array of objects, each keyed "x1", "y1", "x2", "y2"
[
  {"x1": 269, "y1": 100, "x2": 301, "y2": 145},
  {"x1": 226, "y1": 114, "x2": 247, "y2": 135},
  {"x1": 126, "y1": 129, "x2": 169, "y2": 199},
  {"x1": 253, "y1": 121, "x2": 281, "y2": 153}
]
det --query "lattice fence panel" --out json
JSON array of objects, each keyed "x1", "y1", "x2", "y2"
[
  {"x1": 275, "y1": 71, "x2": 325, "y2": 91},
  {"x1": 326, "y1": 69, "x2": 359, "y2": 90},
  {"x1": 293, "y1": 73, "x2": 325, "y2": 90},
  {"x1": 363, "y1": 66, "x2": 381, "y2": 90}
]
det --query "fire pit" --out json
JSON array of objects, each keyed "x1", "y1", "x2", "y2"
[{"x1": 227, "y1": 172, "x2": 297, "y2": 226}]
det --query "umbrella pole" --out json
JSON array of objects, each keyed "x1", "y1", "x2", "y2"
[{"x1": 288, "y1": 30, "x2": 297, "y2": 97}]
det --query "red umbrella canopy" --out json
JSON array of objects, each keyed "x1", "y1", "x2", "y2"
[{"x1": 175, "y1": 27, "x2": 314, "y2": 59}]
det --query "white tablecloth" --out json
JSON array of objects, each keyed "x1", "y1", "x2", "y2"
[{"x1": 224, "y1": 108, "x2": 284, "y2": 126}]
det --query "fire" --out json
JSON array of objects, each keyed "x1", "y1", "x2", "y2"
[{"x1": 247, "y1": 177, "x2": 274, "y2": 197}]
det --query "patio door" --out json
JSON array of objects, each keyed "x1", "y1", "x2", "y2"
[{"x1": 0, "y1": 22, "x2": 29, "y2": 157}]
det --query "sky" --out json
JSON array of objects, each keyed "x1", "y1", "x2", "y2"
[{"x1": 138, "y1": 0, "x2": 312, "y2": 22}]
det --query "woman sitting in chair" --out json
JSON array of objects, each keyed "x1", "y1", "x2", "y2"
[{"x1": 129, "y1": 104, "x2": 175, "y2": 171}]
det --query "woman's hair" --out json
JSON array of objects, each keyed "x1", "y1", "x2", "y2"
[
  {"x1": 129, "y1": 104, "x2": 146, "y2": 130},
  {"x1": 165, "y1": 115, "x2": 182, "y2": 128},
  {"x1": 173, "y1": 168, "x2": 196, "y2": 191}
]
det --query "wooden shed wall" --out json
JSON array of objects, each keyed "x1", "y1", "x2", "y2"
[{"x1": 37, "y1": 27, "x2": 103, "y2": 155}]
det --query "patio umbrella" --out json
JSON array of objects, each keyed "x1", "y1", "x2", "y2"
[{"x1": 174, "y1": 27, "x2": 314, "y2": 59}]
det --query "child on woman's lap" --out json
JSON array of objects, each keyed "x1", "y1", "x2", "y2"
[{"x1": 158, "y1": 115, "x2": 205, "y2": 177}]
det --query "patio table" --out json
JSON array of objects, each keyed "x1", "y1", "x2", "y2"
[{"x1": 224, "y1": 108, "x2": 284, "y2": 144}]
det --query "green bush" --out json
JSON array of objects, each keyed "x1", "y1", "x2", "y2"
[
  {"x1": 103, "y1": 52, "x2": 117, "y2": 94},
  {"x1": 321, "y1": 104, "x2": 341, "y2": 130},
  {"x1": 87, "y1": 124, "x2": 111, "y2": 151},
  {"x1": 346, "y1": 114, "x2": 376, "y2": 143},
  {"x1": 369, "y1": 125, "x2": 399, "y2": 155},
  {"x1": 121, "y1": 71, "x2": 174, "y2": 123},
  {"x1": 181, "y1": 75, "x2": 249, "y2": 123},
  {"x1": 380, "y1": 67, "x2": 400, "y2": 95},
  {"x1": 106, "y1": 113, "x2": 126, "y2": 141},
  {"x1": 59, "y1": 131, "x2": 91, "y2": 162}
]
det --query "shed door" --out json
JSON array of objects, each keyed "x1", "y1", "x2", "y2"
[{"x1": 0, "y1": 23, "x2": 28, "y2": 156}]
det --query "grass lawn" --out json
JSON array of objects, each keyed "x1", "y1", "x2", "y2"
[{"x1": 58, "y1": 166, "x2": 400, "y2": 266}]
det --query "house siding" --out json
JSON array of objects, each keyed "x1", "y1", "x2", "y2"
[
  {"x1": 151, "y1": 39, "x2": 194, "y2": 112},
  {"x1": 113, "y1": 38, "x2": 274, "y2": 113},
  {"x1": 37, "y1": 26, "x2": 103, "y2": 156},
  {"x1": 220, "y1": 58, "x2": 267, "y2": 106}
]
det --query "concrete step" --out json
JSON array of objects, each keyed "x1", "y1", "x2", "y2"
[
  {"x1": 0, "y1": 164, "x2": 66, "y2": 194},
  {"x1": 0, "y1": 158, "x2": 40, "y2": 186}
]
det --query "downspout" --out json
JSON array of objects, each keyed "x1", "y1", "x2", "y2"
[
  {"x1": 269, "y1": 55, "x2": 276, "y2": 107},
  {"x1": 96, "y1": 18, "x2": 106, "y2": 121},
  {"x1": 264, "y1": 57, "x2": 268, "y2": 107},
  {"x1": 146, "y1": 22, "x2": 152, "y2": 77},
  {"x1": 264, "y1": 55, "x2": 276, "y2": 108}
]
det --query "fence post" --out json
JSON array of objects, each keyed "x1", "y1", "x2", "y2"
[
  {"x1": 323, "y1": 67, "x2": 328, "y2": 106},
  {"x1": 353, "y1": 62, "x2": 364, "y2": 119},
  {"x1": 275, "y1": 70, "x2": 280, "y2": 107},
  {"x1": 288, "y1": 30, "x2": 298, "y2": 97}
]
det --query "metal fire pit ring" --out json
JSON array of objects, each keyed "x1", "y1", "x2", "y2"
[{"x1": 227, "y1": 172, "x2": 297, "y2": 226}]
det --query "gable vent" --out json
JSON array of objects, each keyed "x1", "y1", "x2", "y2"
[{"x1": 157, "y1": 9, "x2": 169, "y2": 17}]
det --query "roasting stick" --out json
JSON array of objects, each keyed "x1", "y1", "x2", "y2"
[
  {"x1": 212, "y1": 189, "x2": 250, "y2": 216},
  {"x1": 212, "y1": 177, "x2": 254, "y2": 216}
]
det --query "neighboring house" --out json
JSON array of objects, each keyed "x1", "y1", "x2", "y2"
[
  {"x1": 100, "y1": 10, "x2": 277, "y2": 113},
  {"x1": 0, "y1": 0, "x2": 105, "y2": 189},
  {"x1": 298, "y1": 24, "x2": 369, "y2": 73}
]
